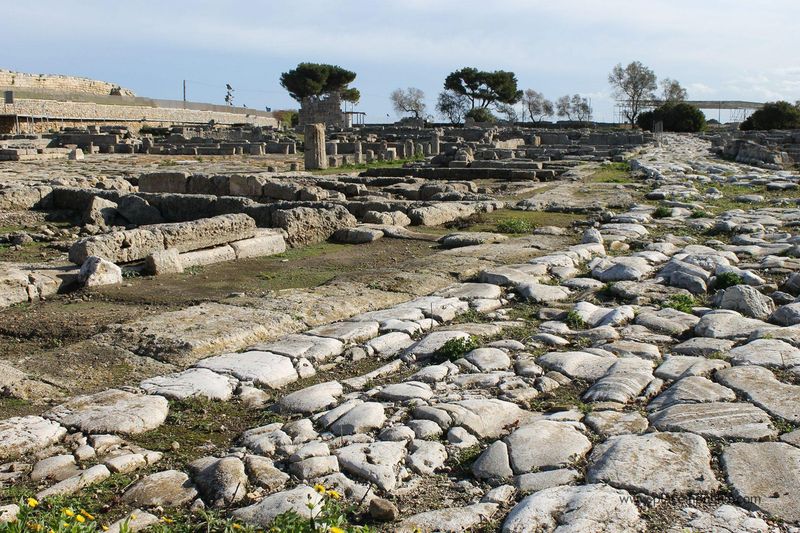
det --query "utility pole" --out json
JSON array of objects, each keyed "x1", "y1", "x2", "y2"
[{"x1": 183, "y1": 80, "x2": 186, "y2": 103}]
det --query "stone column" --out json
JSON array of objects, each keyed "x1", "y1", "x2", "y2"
[
  {"x1": 304, "y1": 123, "x2": 327, "y2": 170},
  {"x1": 404, "y1": 139, "x2": 414, "y2": 159},
  {"x1": 430, "y1": 133, "x2": 441, "y2": 155},
  {"x1": 354, "y1": 141, "x2": 363, "y2": 164}
]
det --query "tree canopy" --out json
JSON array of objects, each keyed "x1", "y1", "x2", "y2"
[
  {"x1": 390, "y1": 87, "x2": 426, "y2": 119},
  {"x1": 637, "y1": 103, "x2": 706, "y2": 132},
  {"x1": 521, "y1": 89, "x2": 554, "y2": 123},
  {"x1": 609, "y1": 61, "x2": 657, "y2": 126},
  {"x1": 280, "y1": 63, "x2": 360, "y2": 103},
  {"x1": 741, "y1": 101, "x2": 800, "y2": 130},
  {"x1": 556, "y1": 94, "x2": 592, "y2": 122},
  {"x1": 443, "y1": 67, "x2": 522, "y2": 109}
]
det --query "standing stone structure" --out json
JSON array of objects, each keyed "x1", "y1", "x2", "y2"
[
  {"x1": 304, "y1": 124, "x2": 327, "y2": 170},
  {"x1": 431, "y1": 133, "x2": 441, "y2": 155}
]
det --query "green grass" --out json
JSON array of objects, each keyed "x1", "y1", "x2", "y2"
[
  {"x1": 495, "y1": 218, "x2": 535, "y2": 234},
  {"x1": 652, "y1": 205, "x2": 672, "y2": 218},
  {"x1": 564, "y1": 310, "x2": 587, "y2": 330},
  {"x1": 588, "y1": 162, "x2": 633, "y2": 183},
  {"x1": 713, "y1": 272, "x2": 744, "y2": 291},
  {"x1": 435, "y1": 336, "x2": 479, "y2": 361},
  {"x1": 663, "y1": 294, "x2": 697, "y2": 313},
  {"x1": 310, "y1": 156, "x2": 423, "y2": 175}
]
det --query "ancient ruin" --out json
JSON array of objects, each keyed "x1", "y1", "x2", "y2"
[{"x1": 2, "y1": 8, "x2": 800, "y2": 531}]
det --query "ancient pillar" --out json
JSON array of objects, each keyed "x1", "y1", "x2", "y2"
[
  {"x1": 430, "y1": 133, "x2": 441, "y2": 155},
  {"x1": 354, "y1": 141, "x2": 363, "y2": 164},
  {"x1": 304, "y1": 123, "x2": 327, "y2": 170},
  {"x1": 404, "y1": 139, "x2": 414, "y2": 159}
]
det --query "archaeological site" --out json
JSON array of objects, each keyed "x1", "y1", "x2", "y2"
[{"x1": 1, "y1": 3, "x2": 800, "y2": 532}]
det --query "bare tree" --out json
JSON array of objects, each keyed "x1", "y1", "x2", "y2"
[
  {"x1": 521, "y1": 89, "x2": 554, "y2": 123},
  {"x1": 390, "y1": 87, "x2": 427, "y2": 120},
  {"x1": 496, "y1": 102, "x2": 520, "y2": 123},
  {"x1": 556, "y1": 94, "x2": 592, "y2": 123},
  {"x1": 436, "y1": 91, "x2": 469, "y2": 124},
  {"x1": 660, "y1": 78, "x2": 687, "y2": 103},
  {"x1": 609, "y1": 61, "x2": 657, "y2": 126}
]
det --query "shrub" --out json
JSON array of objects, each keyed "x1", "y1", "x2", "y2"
[
  {"x1": 690, "y1": 209, "x2": 711, "y2": 218},
  {"x1": 637, "y1": 103, "x2": 706, "y2": 132},
  {"x1": 564, "y1": 310, "x2": 587, "y2": 330},
  {"x1": 664, "y1": 294, "x2": 696, "y2": 313},
  {"x1": 652, "y1": 206, "x2": 672, "y2": 218},
  {"x1": 436, "y1": 336, "x2": 479, "y2": 361},
  {"x1": 465, "y1": 107, "x2": 496, "y2": 123},
  {"x1": 496, "y1": 218, "x2": 535, "y2": 234},
  {"x1": 741, "y1": 101, "x2": 800, "y2": 131},
  {"x1": 714, "y1": 271, "x2": 744, "y2": 290}
]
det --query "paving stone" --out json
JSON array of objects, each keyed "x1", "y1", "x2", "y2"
[
  {"x1": 255, "y1": 334, "x2": 344, "y2": 362},
  {"x1": 587, "y1": 432, "x2": 718, "y2": 495},
  {"x1": 667, "y1": 504, "x2": 771, "y2": 533},
  {"x1": 377, "y1": 381, "x2": 433, "y2": 401},
  {"x1": 694, "y1": 310, "x2": 768, "y2": 339},
  {"x1": 717, "y1": 365, "x2": 800, "y2": 423},
  {"x1": 244, "y1": 456, "x2": 289, "y2": 491},
  {"x1": 407, "y1": 439, "x2": 447, "y2": 475},
  {"x1": 140, "y1": 368, "x2": 237, "y2": 400},
  {"x1": 583, "y1": 410, "x2": 648, "y2": 436},
  {"x1": 635, "y1": 307, "x2": 700, "y2": 336},
  {"x1": 0, "y1": 416, "x2": 67, "y2": 461},
  {"x1": 648, "y1": 402, "x2": 777, "y2": 439},
  {"x1": 465, "y1": 347, "x2": 512, "y2": 371},
  {"x1": 472, "y1": 440, "x2": 513, "y2": 480},
  {"x1": 37, "y1": 464, "x2": 111, "y2": 500},
  {"x1": 648, "y1": 376, "x2": 736, "y2": 411},
  {"x1": 104, "y1": 453, "x2": 147, "y2": 474},
  {"x1": 398, "y1": 502, "x2": 499, "y2": 533},
  {"x1": 422, "y1": 399, "x2": 529, "y2": 439},
  {"x1": 716, "y1": 284, "x2": 775, "y2": 319},
  {"x1": 188, "y1": 456, "x2": 247, "y2": 506},
  {"x1": 45, "y1": 389, "x2": 169, "y2": 435},
  {"x1": 366, "y1": 331, "x2": 413, "y2": 356},
  {"x1": 505, "y1": 420, "x2": 592, "y2": 474},
  {"x1": 654, "y1": 355, "x2": 730, "y2": 380},
  {"x1": 122, "y1": 470, "x2": 198, "y2": 507},
  {"x1": 196, "y1": 351, "x2": 298, "y2": 389},
  {"x1": 278, "y1": 381, "x2": 343, "y2": 414},
  {"x1": 30, "y1": 454, "x2": 79, "y2": 482},
  {"x1": 502, "y1": 484, "x2": 643, "y2": 532},
  {"x1": 770, "y1": 302, "x2": 800, "y2": 326},
  {"x1": 672, "y1": 337, "x2": 734, "y2": 357},
  {"x1": 335, "y1": 440, "x2": 407, "y2": 492},
  {"x1": 722, "y1": 442, "x2": 800, "y2": 523},
  {"x1": 437, "y1": 282, "x2": 502, "y2": 300},
  {"x1": 728, "y1": 338, "x2": 800, "y2": 368},
  {"x1": 517, "y1": 282, "x2": 571, "y2": 303},
  {"x1": 233, "y1": 486, "x2": 323, "y2": 526},
  {"x1": 538, "y1": 350, "x2": 617, "y2": 381},
  {"x1": 405, "y1": 330, "x2": 472, "y2": 359},
  {"x1": 513, "y1": 468, "x2": 581, "y2": 494},
  {"x1": 583, "y1": 358, "x2": 654, "y2": 403},
  {"x1": 328, "y1": 402, "x2": 386, "y2": 435},
  {"x1": 306, "y1": 321, "x2": 380, "y2": 343}
]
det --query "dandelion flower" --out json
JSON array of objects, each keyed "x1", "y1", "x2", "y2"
[
  {"x1": 26, "y1": 497, "x2": 38, "y2": 508},
  {"x1": 76, "y1": 515, "x2": 86, "y2": 523},
  {"x1": 330, "y1": 527, "x2": 345, "y2": 533},
  {"x1": 102, "y1": 526, "x2": 109, "y2": 531},
  {"x1": 327, "y1": 490, "x2": 341, "y2": 500},
  {"x1": 80, "y1": 509, "x2": 94, "y2": 520},
  {"x1": 63, "y1": 509, "x2": 75, "y2": 517},
  {"x1": 313, "y1": 483, "x2": 326, "y2": 494}
]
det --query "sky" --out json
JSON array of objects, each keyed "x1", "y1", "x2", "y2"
[{"x1": 4, "y1": 0, "x2": 800, "y2": 123}]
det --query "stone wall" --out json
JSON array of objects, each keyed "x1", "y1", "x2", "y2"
[
  {"x1": 2, "y1": 99, "x2": 279, "y2": 134},
  {"x1": 0, "y1": 70, "x2": 134, "y2": 96},
  {"x1": 298, "y1": 93, "x2": 349, "y2": 128}
]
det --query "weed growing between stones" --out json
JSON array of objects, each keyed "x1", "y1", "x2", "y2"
[
  {"x1": 564, "y1": 310, "x2": 587, "y2": 330},
  {"x1": 652, "y1": 206, "x2": 672, "y2": 218},
  {"x1": 435, "y1": 336, "x2": 480, "y2": 361},
  {"x1": 713, "y1": 272, "x2": 744, "y2": 291},
  {"x1": 495, "y1": 218, "x2": 535, "y2": 234},
  {"x1": 268, "y1": 485, "x2": 375, "y2": 533},
  {"x1": 663, "y1": 294, "x2": 696, "y2": 314}
]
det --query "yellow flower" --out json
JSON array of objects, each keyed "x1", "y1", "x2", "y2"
[
  {"x1": 232, "y1": 525, "x2": 242, "y2": 530},
  {"x1": 80, "y1": 509, "x2": 94, "y2": 521},
  {"x1": 130, "y1": 514, "x2": 137, "y2": 520},
  {"x1": 102, "y1": 526, "x2": 109, "y2": 531},
  {"x1": 330, "y1": 527, "x2": 345, "y2": 533},
  {"x1": 76, "y1": 515, "x2": 86, "y2": 523},
  {"x1": 26, "y1": 497, "x2": 38, "y2": 508},
  {"x1": 161, "y1": 517, "x2": 174, "y2": 524},
  {"x1": 63, "y1": 509, "x2": 75, "y2": 517},
  {"x1": 327, "y1": 490, "x2": 341, "y2": 500},
  {"x1": 313, "y1": 483, "x2": 326, "y2": 494}
]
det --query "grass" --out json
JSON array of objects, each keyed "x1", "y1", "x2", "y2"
[
  {"x1": 0, "y1": 241, "x2": 62, "y2": 263},
  {"x1": 652, "y1": 205, "x2": 673, "y2": 218},
  {"x1": 564, "y1": 310, "x2": 587, "y2": 330},
  {"x1": 434, "y1": 336, "x2": 479, "y2": 362},
  {"x1": 495, "y1": 218, "x2": 535, "y2": 234},
  {"x1": 529, "y1": 379, "x2": 592, "y2": 414},
  {"x1": 713, "y1": 272, "x2": 744, "y2": 291},
  {"x1": 663, "y1": 294, "x2": 697, "y2": 314},
  {"x1": 310, "y1": 156, "x2": 423, "y2": 175},
  {"x1": 588, "y1": 162, "x2": 633, "y2": 183}
]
